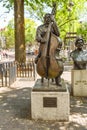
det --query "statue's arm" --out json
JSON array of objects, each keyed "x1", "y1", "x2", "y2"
[
  {"x1": 36, "y1": 26, "x2": 46, "y2": 44},
  {"x1": 52, "y1": 21, "x2": 60, "y2": 36},
  {"x1": 36, "y1": 27, "x2": 42, "y2": 43}
]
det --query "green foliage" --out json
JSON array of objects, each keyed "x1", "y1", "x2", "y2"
[
  {"x1": 4, "y1": 20, "x2": 14, "y2": 48},
  {"x1": 25, "y1": 18, "x2": 37, "y2": 45},
  {"x1": 2, "y1": 18, "x2": 37, "y2": 48},
  {"x1": 77, "y1": 22, "x2": 87, "y2": 42},
  {"x1": 1, "y1": 0, "x2": 87, "y2": 41},
  {"x1": 0, "y1": 0, "x2": 14, "y2": 10},
  {"x1": 24, "y1": 0, "x2": 87, "y2": 38}
]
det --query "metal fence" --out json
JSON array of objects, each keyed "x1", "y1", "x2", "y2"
[
  {"x1": 0, "y1": 61, "x2": 16, "y2": 87},
  {"x1": 16, "y1": 59, "x2": 36, "y2": 80},
  {"x1": 0, "y1": 59, "x2": 36, "y2": 87}
]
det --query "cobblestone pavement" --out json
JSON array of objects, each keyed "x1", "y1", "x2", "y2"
[{"x1": 0, "y1": 71, "x2": 87, "y2": 130}]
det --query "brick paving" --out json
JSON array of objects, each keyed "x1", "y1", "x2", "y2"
[{"x1": 0, "y1": 71, "x2": 87, "y2": 130}]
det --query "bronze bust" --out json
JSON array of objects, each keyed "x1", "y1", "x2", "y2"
[{"x1": 70, "y1": 37, "x2": 87, "y2": 69}]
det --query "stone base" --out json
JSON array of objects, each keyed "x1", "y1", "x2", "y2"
[
  {"x1": 31, "y1": 79, "x2": 69, "y2": 121},
  {"x1": 71, "y1": 70, "x2": 87, "y2": 96}
]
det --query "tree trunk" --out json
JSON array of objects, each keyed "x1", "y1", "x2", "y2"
[{"x1": 14, "y1": 0, "x2": 26, "y2": 63}]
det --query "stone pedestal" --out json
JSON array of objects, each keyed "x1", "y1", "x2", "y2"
[
  {"x1": 31, "y1": 79, "x2": 69, "y2": 121},
  {"x1": 71, "y1": 70, "x2": 87, "y2": 96}
]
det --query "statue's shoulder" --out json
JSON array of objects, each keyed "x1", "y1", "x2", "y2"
[
  {"x1": 83, "y1": 50, "x2": 87, "y2": 55},
  {"x1": 83, "y1": 50, "x2": 87, "y2": 53},
  {"x1": 70, "y1": 49, "x2": 77, "y2": 57},
  {"x1": 37, "y1": 24, "x2": 45, "y2": 30},
  {"x1": 70, "y1": 49, "x2": 77, "y2": 54}
]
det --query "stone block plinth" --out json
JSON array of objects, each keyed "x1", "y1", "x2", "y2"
[
  {"x1": 71, "y1": 70, "x2": 87, "y2": 96},
  {"x1": 31, "y1": 79, "x2": 69, "y2": 121}
]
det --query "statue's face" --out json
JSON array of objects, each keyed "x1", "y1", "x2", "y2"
[
  {"x1": 44, "y1": 14, "x2": 51, "y2": 24},
  {"x1": 76, "y1": 41, "x2": 83, "y2": 49}
]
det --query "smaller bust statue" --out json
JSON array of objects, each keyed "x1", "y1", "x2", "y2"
[{"x1": 70, "y1": 36, "x2": 87, "y2": 69}]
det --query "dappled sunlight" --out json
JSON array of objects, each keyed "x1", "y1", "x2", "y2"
[
  {"x1": 0, "y1": 86, "x2": 87, "y2": 129},
  {"x1": 2, "y1": 102, "x2": 8, "y2": 106},
  {"x1": 7, "y1": 94, "x2": 18, "y2": 98},
  {"x1": 0, "y1": 77, "x2": 35, "y2": 95},
  {"x1": 0, "y1": 87, "x2": 32, "y2": 122},
  {"x1": 61, "y1": 71, "x2": 71, "y2": 82},
  {"x1": 10, "y1": 78, "x2": 35, "y2": 89},
  {"x1": 6, "y1": 109, "x2": 10, "y2": 113},
  {"x1": 67, "y1": 121, "x2": 87, "y2": 130},
  {"x1": 0, "y1": 87, "x2": 12, "y2": 94},
  {"x1": 70, "y1": 114, "x2": 87, "y2": 127},
  {"x1": 0, "y1": 95, "x2": 3, "y2": 101},
  {"x1": 70, "y1": 96, "x2": 87, "y2": 128},
  {"x1": 0, "y1": 76, "x2": 87, "y2": 129}
]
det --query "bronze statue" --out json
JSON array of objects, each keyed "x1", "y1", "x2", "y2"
[
  {"x1": 35, "y1": 3, "x2": 64, "y2": 86},
  {"x1": 70, "y1": 37, "x2": 87, "y2": 69}
]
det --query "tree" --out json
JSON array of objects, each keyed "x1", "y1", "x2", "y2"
[
  {"x1": 0, "y1": 0, "x2": 26, "y2": 62},
  {"x1": 1, "y1": 0, "x2": 87, "y2": 62},
  {"x1": 2, "y1": 18, "x2": 37, "y2": 49},
  {"x1": 14, "y1": 0, "x2": 25, "y2": 63},
  {"x1": 25, "y1": 0, "x2": 86, "y2": 38}
]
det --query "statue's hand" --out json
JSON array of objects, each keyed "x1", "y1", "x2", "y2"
[
  {"x1": 50, "y1": 15, "x2": 55, "y2": 22},
  {"x1": 35, "y1": 57, "x2": 38, "y2": 64},
  {"x1": 41, "y1": 38, "x2": 46, "y2": 43}
]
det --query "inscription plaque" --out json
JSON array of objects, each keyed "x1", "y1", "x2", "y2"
[{"x1": 43, "y1": 97, "x2": 57, "y2": 107}]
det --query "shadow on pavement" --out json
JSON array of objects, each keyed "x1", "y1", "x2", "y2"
[
  {"x1": 0, "y1": 86, "x2": 87, "y2": 130},
  {"x1": 0, "y1": 87, "x2": 32, "y2": 119}
]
